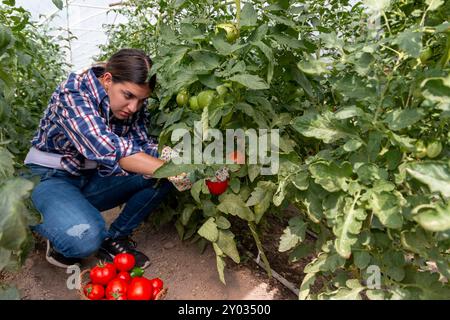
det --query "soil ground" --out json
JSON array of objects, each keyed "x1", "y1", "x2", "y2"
[{"x1": 3, "y1": 207, "x2": 302, "y2": 300}]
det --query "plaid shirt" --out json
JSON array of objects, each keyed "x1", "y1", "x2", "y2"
[{"x1": 30, "y1": 67, "x2": 159, "y2": 176}]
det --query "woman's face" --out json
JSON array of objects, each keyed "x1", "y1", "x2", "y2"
[{"x1": 100, "y1": 72, "x2": 151, "y2": 120}]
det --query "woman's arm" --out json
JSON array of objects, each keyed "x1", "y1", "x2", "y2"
[{"x1": 118, "y1": 152, "x2": 165, "y2": 176}]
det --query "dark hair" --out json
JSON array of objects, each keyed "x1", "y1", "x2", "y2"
[{"x1": 95, "y1": 48, "x2": 156, "y2": 91}]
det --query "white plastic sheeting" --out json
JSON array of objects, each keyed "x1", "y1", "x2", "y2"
[{"x1": 16, "y1": 0, "x2": 128, "y2": 71}]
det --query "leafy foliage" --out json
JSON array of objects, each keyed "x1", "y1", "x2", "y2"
[
  {"x1": 0, "y1": 0, "x2": 67, "y2": 296},
  {"x1": 99, "y1": 0, "x2": 450, "y2": 299}
]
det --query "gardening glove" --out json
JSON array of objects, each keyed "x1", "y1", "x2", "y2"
[{"x1": 160, "y1": 145, "x2": 193, "y2": 192}]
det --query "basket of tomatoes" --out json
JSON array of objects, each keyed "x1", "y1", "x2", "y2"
[{"x1": 80, "y1": 253, "x2": 167, "y2": 300}]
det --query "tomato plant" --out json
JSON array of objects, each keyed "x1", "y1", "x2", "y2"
[
  {"x1": 99, "y1": 0, "x2": 450, "y2": 299},
  {"x1": 0, "y1": 0, "x2": 68, "y2": 298}
]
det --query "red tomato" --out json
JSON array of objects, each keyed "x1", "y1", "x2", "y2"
[
  {"x1": 229, "y1": 151, "x2": 245, "y2": 164},
  {"x1": 150, "y1": 278, "x2": 164, "y2": 290},
  {"x1": 116, "y1": 271, "x2": 132, "y2": 284},
  {"x1": 113, "y1": 253, "x2": 136, "y2": 272},
  {"x1": 90, "y1": 262, "x2": 117, "y2": 286},
  {"x1": 206, "y1": 179, "x2": 229, "y2": 196},
  {"x1": 105, "y1": 278, "x2": 128, "y2": 300},
  {"x1": 83, "y1": 283, "x2": 105, "y2": 300},
  {"x1": 153, "y1": 288, "x2": 161, "y2": 300},
  {"x1": 127, "y1": 277, "x2": 153, "y2": 300}
]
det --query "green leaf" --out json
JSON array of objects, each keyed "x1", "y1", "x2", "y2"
[
  {"x1": 190, "y1": 179, "x2": 203, "y2": 203},
  {"x1": 426, "y1": 0, "x2": 444, "y2": 11},
  {"x1": 413, "y1": 203, "x2": 450, "y2": 232},
  {"x1": 304, "y1": 252, "x2": 346, "y2": 273},
  {"x1": 197, "y1": 217, "x2": 219, "y2": 242},
  {"x1": 248, "y1": 164, "x2": 260, "y2": 182},
  {"x1": 420, "y1": 75, "x2": 450, "y2": 111},
  {"x1": 291, "y1": 171, "x2": 309, "y2": 190},
  {"x1": 201, "y1": 199, "x2": 218, "y2": 217},
  {"x1": 0, "y1": 178, "x2": 34, "y2": 250},
  {"x1": 343, "y1": 140, "x2": 363, "y2": 152},
  {"x1": 216, "y1": 229, "x2": 240, "y2": 263},
  {"x1": 217, "y1": 194, "x2": 255, "y2": 221},
  {"x1": 320, "y1": 32, "x2": 344, "y2": 50},
  {"x1": 0, "y1": 147, "x2": 14, "y2": 178},
  {"x1": 246, "y1": 181, "x2": 276, "y2": 207},
  {"x1": 334, "y1": 197, "x2": 367, "y2": 259},
  {"x1": 0, "y1": 247, "x2": 11, "y2": 271},
  {"x1": 273, "y1": 179, "x2": 287, "y2": 207},
  {"x1": 0, "y1": 286, "x2": 20, "y2": 300},
  {"x1": 319, "y1": 287, "x2": 364, "y2": 300},
  {"x1": 356, "y1": 163, "x2": 388, "y2": 185},
  {"x1": 354, "y1": 251, "x2": 371, "y2": 269},
  {"x1": 369, "y1": 192, "x2": 403, "y2": 229},
  {"x1": 299, "y1": 272, "x2": 316, "y2": 300},
  {"x1": 52, "y1": 0, "x2": 64, "y2": 10},
  {"x1": 394, "y1": 29, "x2": 423, "y2": 58},
  {"x1": 153, "y1": 162, "x2": 205, "y2": 178},
  {"x1": 211, "y1": 36, "x2": 247, "y2": 55},
  {"x1": 297, "y1": 58, "x2": 329, "y2": 75},
  {"x1": 240, "y1": 3, "x2": 258, "y2": 27},
  {"x1": 215, "y1": 216, "x2": 231, "y2": 230},
  {"x1": 292, "y1": 111, "x2": 356, "y2": 144},
  {"x1": 279, "y1": 217, "x2": 307, "y2": 252},
  {"x1": 181, "y1": 204, "x2": 196, "y2": 226},
  {"x1": 215, "y1": 253, "x2": 226, "y2": 284},
  {"x1": 228, "y1": 74, "x2": 269, "y2": 90},
  {"x1": 309, "y1": 161, "x2": 353, "y2": 192},
  {"x1": 406, "y1": 162, "x2": 450, "y2": 198},
  {"x1": 289, "y1": 243, "x2": 314, "y2": 263},
  {"x1": 384, "y1": 108, "x2": 425, "y2": 131}
]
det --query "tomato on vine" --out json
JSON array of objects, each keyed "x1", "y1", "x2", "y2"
[{"x1": 176, "y1": 89, "x2": 189, "y2": 107}]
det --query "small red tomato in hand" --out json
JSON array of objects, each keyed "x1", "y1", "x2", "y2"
[
  {"x1": 90, "y1": 262, "x2": 117, "y2": 285},
  {"x1": 116, "y1": 271, "x2": 132, "y2": 284},
  {"x1": 127, "y1": 277, "x2": 153, "y2": 300},
  {"x1": 150, "y1": 278, "x2": 164, "y2": 290},
  {"x1": 206, "y1": 179, "x2": 229, "y2": 196},
  {"x1": 105, "y1": 278, "x2": 128, "y2": 300},
  {"x1": 83, "y1": 283, "x2": 105, "y2": 300},
  {"x1": 113, "y1": 253, "x2": 135, "y2": 272}
]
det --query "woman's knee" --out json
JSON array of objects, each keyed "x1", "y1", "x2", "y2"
[{"x1": 58, "y1": 223, "x2": 106, "y2": 258}]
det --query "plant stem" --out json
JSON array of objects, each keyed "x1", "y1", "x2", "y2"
[{"x1": 235, "y1": 0, "x2": 241, "y2": 28}]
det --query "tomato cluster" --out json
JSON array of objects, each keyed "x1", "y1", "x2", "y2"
[{"x1": 83, "y1": 253, "x2": 164, "y2": 300}]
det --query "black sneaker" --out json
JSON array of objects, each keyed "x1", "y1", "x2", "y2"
[
  {"x1": 97, "y1": 237, "x2": 151, "y2": 269},
  {"x1": 45, "y1": 240, "x2": 81, "y2": 268}
]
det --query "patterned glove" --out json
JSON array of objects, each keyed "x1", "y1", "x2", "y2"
[{"x1": 160, "y1": 146, "x2": 193, "y2": 192}]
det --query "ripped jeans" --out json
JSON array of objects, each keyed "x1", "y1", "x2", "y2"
[{"x1": 26, "y1": 164, "x2": 173, "y2": 259}]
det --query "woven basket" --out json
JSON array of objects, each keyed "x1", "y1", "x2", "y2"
[{"x1": 79, "y1": 269, "x2": 168, "y2": 300}]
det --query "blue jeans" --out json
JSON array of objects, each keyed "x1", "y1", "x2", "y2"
[{"x1": 25, "y1": 164, "x2": 173, "y2": 259}]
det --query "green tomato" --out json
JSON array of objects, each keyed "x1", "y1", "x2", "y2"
[
  {"x1": 216, "y1": 23, "x2": 239, "y2": 43},
  {"x1": 426, "y1": 141, "x2": 442, "y2": 158},
  {"x1": 176, "y1": 90, "x2": 189, "y2": 107},
  {"x1": 419, "y1": 47, "x2": 433, "y2": 64},
  {"x1": 216, "y1": 85, "x2": 228, "y2": 96},
  {"x1": 197, "y1": 90, "x2": 215, "y2": 109},
  {"x1": 415, "y1": 140, "x2": 427, "y2": 159},
  {"x1": 189, "y1": 96, "x2": 200, "y2": 110}
]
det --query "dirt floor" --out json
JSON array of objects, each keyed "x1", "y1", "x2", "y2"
[{"x1": 2, "y1": 207, "x2": 298, "y2": 300}]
